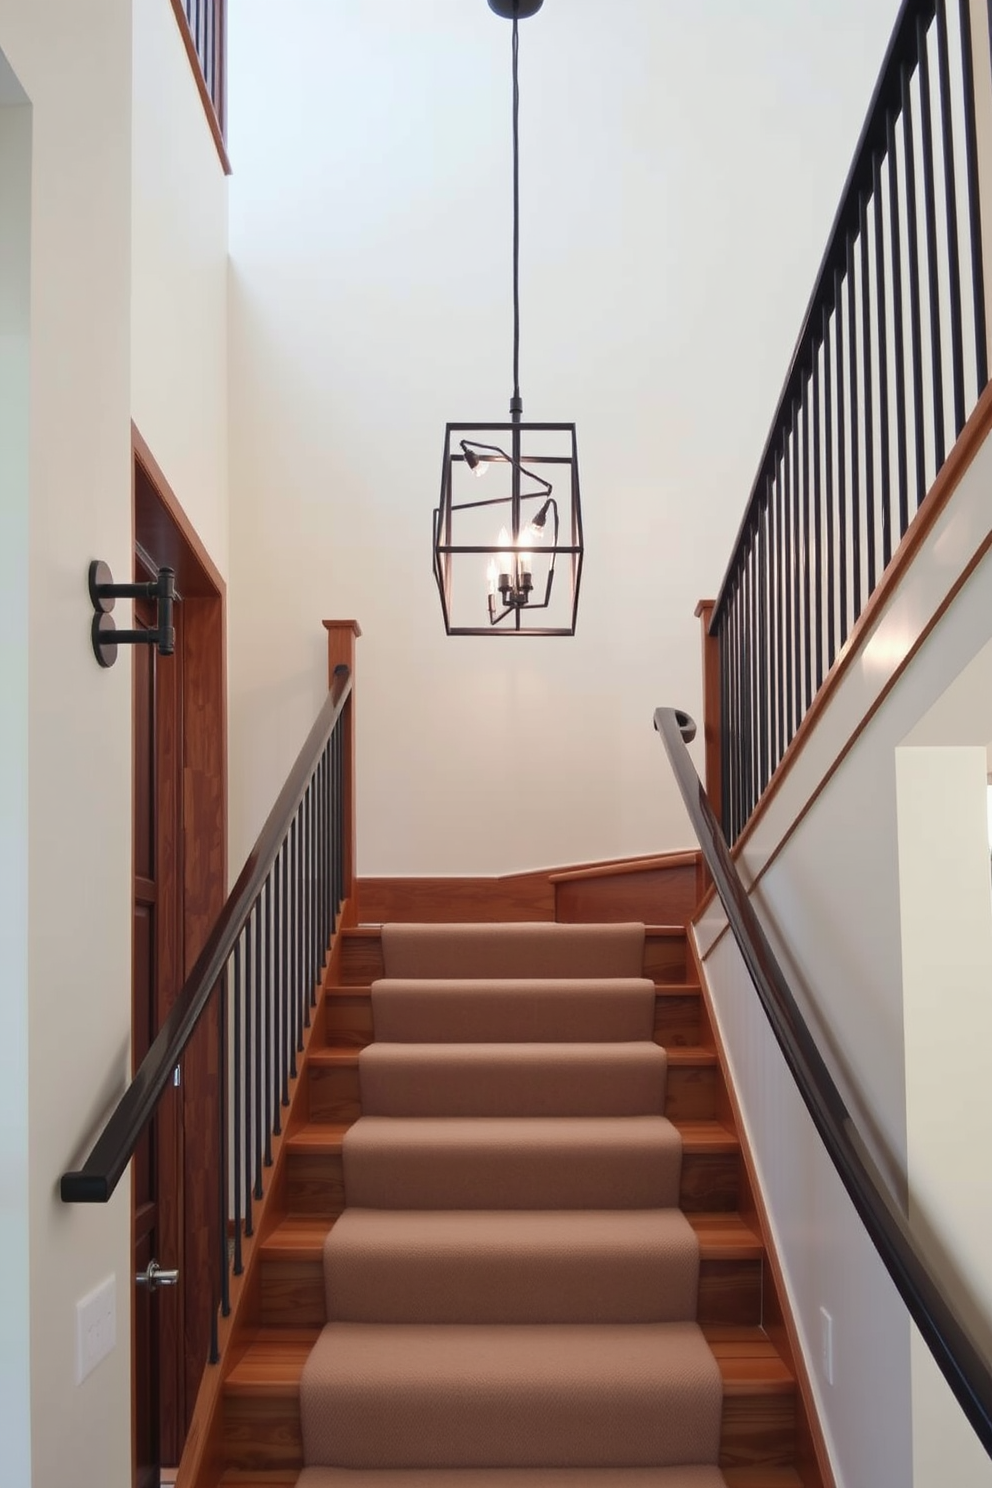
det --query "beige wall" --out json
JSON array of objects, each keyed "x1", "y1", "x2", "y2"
[
  {"x1": 225, "y1": 0, "x2": 902, "y2": 876},
  {"x1": 695, "y1": 419, "x2": 992, "y2": 1483},
  {"x1": 131, "y1": 0, "x2": 229, "y2": 579},
  {"x1": 0, "y1": 4, "x2": 134, "y2": 1486},
  {"x1": 0, "y1": 2, "x2": 229, "y2": 1484}
]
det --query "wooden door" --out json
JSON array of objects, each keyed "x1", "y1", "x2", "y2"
[{"x1": 133, "y1": 587, "x2": 185, "y2": 1483}]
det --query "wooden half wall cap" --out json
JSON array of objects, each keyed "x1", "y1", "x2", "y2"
[{"x1": 322, "y1": 620, "x2": 362, "y2": 687}]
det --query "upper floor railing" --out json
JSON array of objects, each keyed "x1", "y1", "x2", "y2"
[
  {"x1": 711, "y1": 0, "x2": 989, "y2": 842},
  {"x1": 170, "y1": 0, "x2": 230, "y2": 175}
]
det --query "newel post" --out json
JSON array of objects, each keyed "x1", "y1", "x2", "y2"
[
  {"x1": 694, "y1": 599, "x2": 722, "y2": 827},
  {"x1": 323, "y1": 620, "x2": 361, "y2": 905}
]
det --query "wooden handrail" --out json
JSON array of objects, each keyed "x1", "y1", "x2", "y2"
[
  {"x1": 654, "y1": 704, "x2": 992, "y2": 1458},
  {"x1": 60, "y1": 665, "x2": 353, "y2": 1203}
]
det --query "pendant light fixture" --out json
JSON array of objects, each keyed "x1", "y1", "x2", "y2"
[{"x1": 433, "y1": 0, "x2": 584, "y2": 636}]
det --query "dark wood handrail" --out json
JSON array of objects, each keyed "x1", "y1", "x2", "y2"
[
  {"x1": 654, "y1": 704, "x2": 992, "y2": 1457},
  {"x1": 60, "y1": 665, "x2": 353, "y2": 1203}
]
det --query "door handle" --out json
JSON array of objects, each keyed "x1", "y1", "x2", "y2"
[{"x1": 135, "y1": 1259, "x2": 180, "y2": 1290}]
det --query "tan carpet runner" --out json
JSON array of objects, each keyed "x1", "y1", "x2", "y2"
[{"x1": 300, "y1": 921, "x2": 726, "y2": 1485}]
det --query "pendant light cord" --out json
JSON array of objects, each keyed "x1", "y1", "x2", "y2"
[{"x1": 511, "y1": 17, "x2": 522, "y2": 417}]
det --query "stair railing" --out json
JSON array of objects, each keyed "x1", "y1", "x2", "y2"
[
  {"x1": 710, "y1": 0, "x2": 990, "y2": 844},
  {"x1": 61, "y1": 648, "x2": 355, "y2": 1363},
  {"x1": 654, "y1": 703, "x2": 992, "y2": 1458}
]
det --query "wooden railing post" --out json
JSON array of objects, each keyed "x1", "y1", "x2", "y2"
[
  {"x1": 694, "y1": 598, "x2": 722, "y2": 849},
  {"x1": 323, "y1": 620, "x2": 361, "y2": 906}
]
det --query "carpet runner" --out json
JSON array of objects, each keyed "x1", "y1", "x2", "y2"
[{"x1": 299, "y1": 921, "x2": 727, "y2": 1486}]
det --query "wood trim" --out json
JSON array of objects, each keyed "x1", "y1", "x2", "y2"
[
  {"x1": 174, "y1": 907, "x2": 353, "y2": 1488},
  {"x1": 167, "y1": 0, "x2": 232, "y2": 176},
  {"x1": 688, "y1": 929, "x2": 834, "y2": 1488},
  {"x1": 694, "y1": 598, "x2": 722, "y2": 833},
  {"x1": 323, "y1": 623, "x2": 361, "y2": 902},
  {"x1": 132, "y1": 424, "x2": 226, "y2": 600},
  {"x1": 549, "y1": 851, "x2": 700, "y2": 884},
  {"x1": 724, "y1": 375, "x2": 992, "y2": 865}
]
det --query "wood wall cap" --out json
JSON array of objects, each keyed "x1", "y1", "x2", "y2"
[{"x1": 322, "y1": 619, "x2": 362, "y2": 637}]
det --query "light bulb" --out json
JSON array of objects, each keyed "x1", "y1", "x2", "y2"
[
  {"x1": 518, "y1": 519, "x2": 542, "y2": 577},
  {"x1": 487, "y1": 558, "x2": 498, "y2": 596}
]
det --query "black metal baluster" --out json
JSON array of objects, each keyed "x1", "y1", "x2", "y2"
[
  {"x1": 278, "y1": 845, "x2": 289, "y2": 1115},
  {"x1": 243, "y1": 912, "x2": 253, "y2": 1239},
  {"x1": 960, "y1": 0, "x2": 988, "y2": 391},
  {"x1": 862, "y1": 184, "x2": 878, "y2": 594},
  {"x1": 745, "y1": 536, "x2": 756, "y2": 818},
  {"x1": 937, "y1": 0, "x2": 967, "y2": 430},
  {"x1": 774, "y1": 461, "x2": 785, "y2": 768},
  {"x1": 335, "y1": 725, "x2": 344, "y2": 913},
  {"x1": 813, "y1": 337, "x2": 824, "y2": 691},
  {"x1": 901, "y1": 65, "x2": 927, "y2": 513},
  {"x1": 918, "y1": 10, "x2": 946, "y2": 472},
  {"x1": 264, "y1": 874, "x2": 274, "y2": 1162},
  {"x1": 214, "y1": 967, "x2": 229, "y2": 1354},
  {"x1": 887, "y1": 110, "x2": 910, "y2": 548},
  {"x1": 792, "y1": 399, "x2": 803, "y2": 732},
  {"x1": 232, "y1": 937, "x2": 243, "y2": 1275},
  {"x1": 783, "y1": 424, "x2": 794, "y2": 746},
  {"x1": 766, "y1": 470, "x2": 778, "y2": 775},
  {"x1": 732, "y1": 582, "x2": 743, "y2": 841},
  {"x1": 294, "y1": 803, "x2": 303, "y2": 1059},
  {"x1": 802, "y1": 387, "x2": 812, "y2": 711},
  {"x1": 847, "y1": 232, "x2": 862, "y2": 624},
  {"x1": 287, "y1": 825, "x2": 297, "y2": 1081},
  {"x1": 757, "y1": 496, "x2": 770, "y2": 798},
  {"x1": 303, "y1": 785, "x2": 312, "y2": 1028},
  {"x1": 310, "y1": 777, "x2": 318, "y2": 1007},
  {"x1": 824, "y1": 306, "x2": 836, "y2": 669},
  {"x1": 254, "y1": 895, "x2": 264, "y2": 1198},
  {"x1": 835, "y1": 268, "x2": 848, "y2": 647}
]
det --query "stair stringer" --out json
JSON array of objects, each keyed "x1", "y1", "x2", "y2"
[
  {"x1": 688, "y1": 927, "x2": 834, "y2": 1488},
  {"x1": 175, "y1": 896, "x2": 358, "y2": 1488}
]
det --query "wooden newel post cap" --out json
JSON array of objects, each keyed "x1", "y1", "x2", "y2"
[{"x1": 322, "y1": 620, "x2": 362, "y2": 688}]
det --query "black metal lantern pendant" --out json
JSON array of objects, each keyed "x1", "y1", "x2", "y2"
[{"x1": 433, "y1": 0, "x2": 584, "y2": 636}]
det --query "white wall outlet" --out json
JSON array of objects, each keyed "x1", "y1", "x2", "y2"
[
  {"x1": 819, "y1": 1305, "x2": 834, "y2": 1386},
  {"x1": 76, "y1": 1275, "x2": 116, "y2": 1385}
]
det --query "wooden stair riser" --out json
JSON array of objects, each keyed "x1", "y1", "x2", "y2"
[
  {"x1": 307, "y1": 1059, "x2": 716, "y2": 1123},
  {"x1": 285, "y1": 1148, "x2": 741, "y2": 1218},
  {"x1": 339, "y1": 928, "x2": 692, "y2": 987},
  {"x1": 326, "y1": 987, "x2": 705, "y2": 1052},
  {"x1": 221, "y1": 1365, "x2": 794, "y2": 1474},
  {"x1": 258, "y1": 1253, "x2": 763, "y2": 1331}
]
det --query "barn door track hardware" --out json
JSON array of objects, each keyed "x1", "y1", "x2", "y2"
[{"x1": 89, "y1": 560, "x2": 176, "y2": 668}]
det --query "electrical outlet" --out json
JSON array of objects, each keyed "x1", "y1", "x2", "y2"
[
  {"x1": 76, "y1": 1276, "x2": 116, "y2": 1384},
  {"x1": 819, "y1": 1305, "x2": 834, "y2": 1386}
]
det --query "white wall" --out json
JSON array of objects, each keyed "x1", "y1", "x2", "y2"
[
  {"x1": 0, "y1": 5, "x2": 134, "y2": 1487},
  {"x1": 226, "y1": 0, "x2": 902, "y2": 875},
  {"x1": 0, "y1": 60, "x2": 33, "y2": 1488},
  {"x1": 132, "y1": 0, "x2": 229, "y2": 578},
  {"x1": 695, "y1": 415, "x2": 992, "y2": 1482}
]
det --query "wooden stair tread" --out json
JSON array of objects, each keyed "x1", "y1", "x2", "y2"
[
  {"x1": 309, "y1": 1047, "x2": 361, "y2": 1068},
  {"x1": 688, "y1": 1213, "x2": 763, "y2": 1259},
  {"x1": 225, "y1": 1324, "x2": 790, "y2": 1398},
  {"x1": 259, "y1": 1216, "x2": 335, "y2": 1261},
  {"x1": 702, "y1": 1325, "x2": 794, "y2": 1394},
  {"x1": 674, "y1": 1119, "x2": 738, "y2": 1152},
  {"x1": 666, "y1": 1047, "x2": 717, "y2": 1067},
  {"x1": 326, "y1": 983, "x2": 372, "y2": 998},
  {"x1": 286, "y1": 1123, "x2": 351, "y2": 1154}
]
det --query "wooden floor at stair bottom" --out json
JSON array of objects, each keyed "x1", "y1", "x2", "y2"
[{"x1": 220, "y1": 1321, "x2": 797, "y2": 1479}]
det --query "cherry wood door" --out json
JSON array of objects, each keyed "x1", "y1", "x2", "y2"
[{"x1": 133, "y1": 588, "x2": 185, "y2": 1483}]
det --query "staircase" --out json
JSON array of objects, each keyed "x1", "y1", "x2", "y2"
[{"x1": 212, "y1": 881, "x2": 815, "y2": 1488}]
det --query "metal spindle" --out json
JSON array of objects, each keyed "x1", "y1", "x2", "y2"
[
  {"x1": 254, "y1": 897, "x2": 264, "y2": 1199},
  {"x1": 824, "y1": 306, "x2": 836, "y2": 668},
  {"x1": 847, "y1": 233, "x2": 862, "y2": 623},
  {"x1": 812, "y1": 343, "x2": 824, "y2": 690},
  {"x1": 243, "y1": 913, "x2": 253, "y2": 1238},
  {"x1": 801, "y1": 388, "x2": 812, "y2": 710},
  {"x1": 784, "y1": 415, "x2": 795, "y2": 744},
  {"x1": 264, "y1": 874, "x2": 274, "y2": 1162},
  {"x1": 887, "y1": 110, "x2": 910, "y2": 546},
  {"x1": 918, "y1": 11, "x2": 946, "y2": 472},
  {"x1": 901, "y1": 65, "x2": 928, "y2": 512},
  {"x1": 232, "y1": 938, "x2": 243, "y2": 1275},
  {"x1": 773, "y1": 464, "x2": 785, "y2": 768},
  {"x1": 835, "y1": 268, "x2": 849, "y2": 646},
  {"x1": 284, "y1": 833, "x2": 294, "y2": 1089},
  {"x1": 958, "y1": 0, "x2": 988, "y2": 390},
  {"x1": 862, "y1": 186, "x2": 878, "y2": 593},
  {"x1": 936, "y1": 0, "x2": 966, "y2": 431}
]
